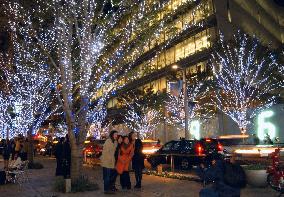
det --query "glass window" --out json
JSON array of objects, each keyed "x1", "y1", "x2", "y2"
[
  {"x1": 183, "y1": 11, "x2": 193, "y2": 28},
  {"x1": 193, "y1": 6, "x2": 205, "y2": 23},
  {"x1": 172, "y1": 0, "x2": 181, "y2": 10},
  {"x1": 162, "y1": 141, "x2": 174, "y2": 151},
  {"x1": 150, "y1": 39, "x2": 157, "y2": 50},
  {"x1": 157, "y1": 53, "x2": 166, "y2": 69},
  {"x1": 154, "y1": 56, "x2": 158, "y2": 70},
  {"x1": 184, "y1": 37, "x2": 195, "y2": 57},
  {"x1": 195, "y1": 31, "x2": 210, "y2": 52},
  {"x1": 160, "y1": 78, "x2": 167, "y2": 91},
  {"x1": 171, "y1": 141, "x2": 181, "y2": 151},
  {"x1": 181, "y1": 140, "x2": 194, "y2": 152},
  {"x1": 166, "y1": 47, "x2": 175, "y2": 65},
  {"x1": 175, "y1": 42, "x2": 185, "y2": 61},
  {"x1": 175, "y1": 19, "x2": 183, "y2": 33}
]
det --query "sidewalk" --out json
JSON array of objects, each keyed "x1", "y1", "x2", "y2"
[{"x1": 0, "y1": 156, "x2": 280, "y2": 197}]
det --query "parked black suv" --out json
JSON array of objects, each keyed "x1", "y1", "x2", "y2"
[{"x1": 147, "y1": 138, "x2": 223, "y2": 170}]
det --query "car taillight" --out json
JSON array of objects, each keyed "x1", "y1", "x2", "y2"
[
  {"x1": 217, "y1": 143, "x2": 223, "y2": 151},
  {"x1": 196, "y1": 144, "x2": 203, "y2": 154}
]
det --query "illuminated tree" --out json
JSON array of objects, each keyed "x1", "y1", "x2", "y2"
[
  {"x1": 87, "y1": 105, "x2": 112, "y2": 139},
  {"x1": 166, "y1": 82, "x2": 213, "y2": 139},
  {"x1": 0, "y1": 62, "x2": 57, "y2": 162},
  {"x1": 124, "y1": 103, "x2": 161, "y2": 139},
  {"x1": 0, "y1": 94, "x2": 15, "y2": 138},
  {"x1": 6, "y1": 0, "x2": 173, "y2": 181},
  {"x1": 210, "y1": 33, "x2": 281, "y2": 134}
]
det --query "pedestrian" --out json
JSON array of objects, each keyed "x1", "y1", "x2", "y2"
[
  {"x1": 198, "y1": 155, "x2": 246, "y2": 197},
  {"x1": 14, "y1": 138, "x2": 21, "y2": 158},
  {"x1": 2, "y1": 139, "x2": 11, "y2": 170},
  {"x1": 129, "y1": 131, "x2": 137, "y2": 148},
  {"x1": 45, "y1": 141, "x2": 53, "y2": 157},
  {"x1": 132, "y1": 138, "x2": 145, "y2": 189},
  {"x1": 22, "y1": 138, "x2": 29, "y2": 161},
  {"x1": 113, "y1": 135, "x2": 123, "y2": 191},
  {"x1": 128, "y1": 131, "x2": 136, "y2": 169},
  {"x1": 116, "y1": 136, "x2": 133, "y2": 190},
  {"x1": 101, "y1": 130, "x2": 118, "y2": 194},
  {"x1": 62, "y1": 135, "x2": 71, "y2": 178},
  {"x1": 10, "y1": 139, "x2": 16, "y2": 160},
  {"x1": 54, "y1": 137, "x2": 64, "y2": 176},
  {"x1": 196, "y1": 154, "x2": 224, "y2": 185}
]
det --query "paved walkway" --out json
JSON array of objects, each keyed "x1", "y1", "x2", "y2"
[{"x1": 0, "y1": 157, "x2": 280, "y2": 197}]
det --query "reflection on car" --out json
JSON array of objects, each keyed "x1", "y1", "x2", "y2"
[{"x1": 142, "y1": 140, "x2": 161, "y2": 156}]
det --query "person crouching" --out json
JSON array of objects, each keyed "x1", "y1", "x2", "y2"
[{"x1": 116, "y1": 136, "x2": 133, "y2": 190}]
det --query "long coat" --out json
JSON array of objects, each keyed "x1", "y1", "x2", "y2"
[
  {"x1": 54, "y1": 142, "x2": 64, "y2": 176},
  {"x1": 116, "y1": 145, "x2": 133, "y2": 174},
  {"x1": 132, "y1": 139, "x2": 145, "y2": 170},
  {"x1": 101, "y1": 138, "x2": 117, "y2": 169}
]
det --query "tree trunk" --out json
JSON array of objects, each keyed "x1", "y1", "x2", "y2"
[
  {"x1": 27, "y1": 130, "x2": 34, "y2": 164},
  {"x1": 70, "y1": 144, "x2": 83, "y2": 182}
]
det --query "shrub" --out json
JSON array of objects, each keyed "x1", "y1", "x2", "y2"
[
  {"x1": 28, "y1": 162, "x2": 44, "y2": 169},
  {"x1": 54, "y1": 177, "x2": 65, "y2": 193},
  {"x1": 71, "y1": 176, "x2": 99, "y2": 193},
  {"x1": 54, "y1": 176, "x2": 99, "y2": 193}
]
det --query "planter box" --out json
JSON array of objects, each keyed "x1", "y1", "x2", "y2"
[{"x1": 245, "y1": 169, "x2": 268, "y2": 187}]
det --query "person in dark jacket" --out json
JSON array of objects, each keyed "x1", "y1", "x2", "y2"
[
  {"x1": 10, "y1": 139, "x2": 15, "y2": 160},
  {"x1": 54, "y1": 137, "x2": 64, "y2": 176},
  {"x1": 132, "y1": 138, "x2": 145, "y2": 189},
  {"x1": 198, "y1": 155, "x2": 246, "y2": 197},
  {"x1": 196, "y1": 158, "x2": 224, "y2": 184},
  {"x1": 2, "y1": 139, "x2": 11, "y2": 170}
]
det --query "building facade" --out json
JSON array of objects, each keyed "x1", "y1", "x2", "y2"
[{"x1": 106, "y1": 0, "x2": 284, "y2": 142}]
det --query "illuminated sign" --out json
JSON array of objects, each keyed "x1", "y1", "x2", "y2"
[
  {"x1": 257, "y1": 110, "x2": 276, "y2": 141},
  {"x1": 190, "y1": 120, "x2": 200, "y2": 140}
]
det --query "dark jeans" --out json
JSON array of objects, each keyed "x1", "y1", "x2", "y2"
[
  {"x1": 103, "y1": 167, "x2": 117, "y2": 192},
  {"x1": 11, "y1": 151, "x2": 15, "y2": 160},
  {"x1": 199, "y1": 187, "x2": 219, "y2": 197},
  {"x1": 113, "y1": 172, "x2": 119, "y2": 189},
  {"x1": 55, "y1": 159, "x2": 63, "y2": 176},
  {"x1": 120, "y1": 171, "x2": 131, "y2": 189},
  {"x1": 134, "y1": 168, "x2": 143, "y2": 187},
  {"x1": 22, "y1": 152, "x2": 28, "y2": 161},
  {"x1": 62, "y1": 159, "x2": 71, "y2": 179}
]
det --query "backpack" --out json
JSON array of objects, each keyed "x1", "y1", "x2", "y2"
[{"x1": 223, "y1": 162, "x2": 246, "y2": 188}]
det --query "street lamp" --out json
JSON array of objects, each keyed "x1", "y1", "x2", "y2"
[
  {"x1": 171, "y1": 64, "x2": 190, "y2": 139},
  {"x1": 172, "y1": 64, "x2": 179, "y2": 70}
]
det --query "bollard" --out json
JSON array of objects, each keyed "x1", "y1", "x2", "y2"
[
  {"x1": 65, "y1": 178, "x2": 71, "y2": 193},
  {"x1": 170, "y1": 155, "x2": 174, "y2": 173}
]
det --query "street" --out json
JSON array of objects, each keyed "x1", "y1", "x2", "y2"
[{"x1": 0, "y1": 156, "x2": 280, "y2": 197}]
